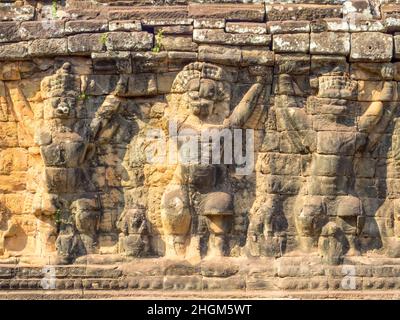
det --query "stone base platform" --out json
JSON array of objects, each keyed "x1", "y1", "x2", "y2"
[{"x1": 1, "y1": 254, "x2": 400, "y2": 298}]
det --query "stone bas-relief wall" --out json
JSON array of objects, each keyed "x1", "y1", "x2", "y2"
[{"x1": 4, "y1": 0, "x2": 400, "y2": 293}]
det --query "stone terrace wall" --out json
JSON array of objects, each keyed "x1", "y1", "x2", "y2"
[{"x1": 1, "y1": 0, "x2": 400, "y2": 272}]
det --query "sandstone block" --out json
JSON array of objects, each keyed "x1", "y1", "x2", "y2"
[
  {"x1": 349, "y1": 19, "x2": 385, "y2": 32},
  {"x1": 132, "y1": 52, "x2": 168, "y2": 72},
  {"x1": 0, "y1": 42, "x2": 28, "y2": 59},
  {"x1": 114, "y1": 74, "x2": 157, "y2": 97},
  {"x1": 310, "y1": 32, "x2": 350, "y2": 55},
  {"x1": 193, "y1": 29, "x2": 271, "y2": 46},
  {"x1": 164, "y1": 276, "x2": 202, "y2": 290},
  {"x1": 264, "y1": 174, "x2": 304, "y2": 195},
  {"x1": 225, "y1": 22, "x2": 267, "y2": 34},
  {"x1": 267, "y1": 21, "x2": 310, "y2": 34},
  {"x1": 310, "y1": 154, "x2": 352, "y2": 177},
  {"x1": 160, "y1": 35, "x2": 198, "y2": 52},
  {"x1": 193, "y1": 19, "x2": 225, "y2": 29},
  {"x1": 189, "y1": 4, "x2": 265, "y2": 22},
  {"x1": 157, "y1": 72, "x2": 177, "y2": 94},
  {"x1": 84, "y1": 75, "x2": 120, "y2": 95},
  {"x1": 155, "y1": 25, "x2": 193, "y2": 35},
  {"x1": 108, "y1": 6, "x2": 188, "y2": 20},
  {"x1": 109, "y1": 20, "x2": 142, "y2": 32},
  {"x1": 0, "y1": 62, "x2": 20, "y2": 80},
  {"x1": 0, "y1": 148, "x2": 28, "y2": 174},
  {"x1": 0, "y1": 22, "x2": 21, "y2": 42},
  {"x1": 0, "y1": 173, "x2": 26, "y2": 192},
  {"x1": 310, "y1": 18, "x2": 349, "y2": 32},
  {"x1": 241, "y1": 48, "x2": 274, "y2": 66},
  {"x1": 141, "y1": 19, "x2": 193, "y2": 27},
  {"x1": 20, "y1": 21, "x2": 65, "y2": 40},
  {"x1": 68, "y1": 33, "x2": 105, "y2": 54},
  {"x1": 0, "y1": 5, "x2": 34, "y2": 21},
  {"x1": 202, "y1": 276, "x2": 246, "y2": 290},
  {"x1": 106, "y1": 32, "x2": 153, "y2": 51},
  {"x1": 311, "y1": 55, "x2": 349, "y2": 77},
  {"x1": 28, "y1": 38, "x2": 68, "y2": 57},
  {"x1": 198, "y1": 45, "x2": 241, "y2": 66},
  {"x1": 351, "y1": 32, "x2": 393, "y2": 62},
  {"x1": 257, "y1": 153, "x2": 302, "y2": 176},
  {"x1": 167, "y1": 51, "x2": 197, "y2": 70},
  {"x1": 317, "y1": 131, "x2": 356, "y2": 155},
  {"x1": 65, "y1": 20, "x2": 108, "y2": 34},
  {"x1": 91, "y1": 51, "x2": 132, "y2": 74},
  {"x1": 266, "y1": 4, "x2": 342, "y2": 21},
  {"x1": 308, "y1": 176, "x2": 349, "y2": 196},
  {"x1": 273, "y1": 33, "x2": 309, "y2": 53},
  {"x1": 0, "y1": 122, "x2": 18, "y2": 147}
]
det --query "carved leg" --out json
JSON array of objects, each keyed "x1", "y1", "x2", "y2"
[
  {"x1": 161, "y1": 183, "x2": 191, "y2": 259},
  {"x1": 295, "y1": 195, "x2": 327, "y2": 252},
  {"x1": 206, "y1": 215, "x2": 232, "y2": 257}
]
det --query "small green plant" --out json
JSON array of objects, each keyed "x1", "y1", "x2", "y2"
[
  {"x1": 51, "y1": 0, "x2": 58, "y2": 19},
  {"x1": 78, "y1": 92, "x2": 87, "y2": 101},
  {"x1": 152, "y1": 29, "x2": 164, "y2": 53},
  {"x1": 99, "y1": 33, "x2": 109, "y2": 46},
  {"x1": 55, "y1": 209, "x2": 62, "y2": 225}
]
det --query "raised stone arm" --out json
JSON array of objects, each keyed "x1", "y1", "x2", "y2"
[
  {"x1": 223, "y1": 83, "x2": 264, "y2": 128},
  {"x1": 89, "y1": 94, "x2": 121, "y2": 141},
  {"x1": 358, "y1": 69, "x2": 397, "y2": 151}
]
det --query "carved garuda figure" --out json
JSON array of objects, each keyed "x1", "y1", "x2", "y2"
[
  {"x1": 266, "y1": 61, "x2": 397, "y2": 264},
  {"x1": 37, "y1": 62, "x2": 133, "y2": 263},
  {"x1": 160, "y1": 62, "x2": 266, "y2": 259}
]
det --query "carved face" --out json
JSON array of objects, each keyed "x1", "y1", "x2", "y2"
[
  {"x1": 186, "y1": 78, "x2": 219, "y2": 118},
  {"x1": 71, "y1": 199, "x2": 100, "y2": 234}
]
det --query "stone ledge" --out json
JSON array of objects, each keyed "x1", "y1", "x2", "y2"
[{"x1": 3, "y1": 256, "x2": 400, "y2": 292}]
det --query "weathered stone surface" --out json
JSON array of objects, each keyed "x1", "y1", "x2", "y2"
[
  {"x1": 273, "y1": 33, "x2": 309, "y2": 53},
  {"x1": 351, "y1": 32, "x2": 393, "y2": 62},
  {"x1": 106, "y1": 32, "x2": 153, "y2": 51},
  {"x1": 109, "y1": 20, "x2": 142, "y2": 32},
  {"x1": 19, "y1": 21, "x2": 65, "y2": 40},
  {"x1": 114, "y1": 74, "x2": 158, "y2": 97},
  {"x1": 310, "y1": 18, "x2": 349, "y2": 32},
  {"x1": 155, "y1": 25, "x2": 193, "y2": 35},
  {"x1": 241, "y1": 48, "x2": 274, "y2": 66},
  {"x1": 193, "y1": 19, "x2": 225, "y2": 29},
  {"x1": 310, "y1": 32, "x2": 350, "y2": 55},
  {"x1": 65, "y1": 20, "x2": 108, "y2": 34},
  {"x1": 160, "y1": 35, "x2": 198, "y2": 52},
  {"x1": 28, "y1": 39, "x2": 68, "y2": 57},
  {"x1": 108, "y1": 6, "x2": 188, "y2": 20},
  {"x1": 194, "y1": 29, "x2": 271, "y2": 46},
  {"x1": 68, "y1": 33, "x2": 106, "y2": 54},
  {"x1": 0, "y1": 22, "x2": 21, "y2": 43},
  {"x1": 349, "y1": 19, "x2": 385, "y2": 32},
  {"x1": 0, "y1": 42, "x2": 28, "y2": 59},
  {"x1": 268, "y1": 21, "x2": 310, "y2": 34},
  {"x1": 0, "y1": 5, "x2": 34, "y2": 22},
  {"x1": 266, "y1": 4, "x2": 342, "y2": 21},
  {"x1": 198, "y1": 45, "x2": 241, "y2": 66},
  {"x1": 91, "y1": 51, "x2": 132, "y2": 74},
  {"x1": 226, "y1": 22, "x2": 267, "y2": 34},
  {"x1": 189, "y1": 4, "x2": 265, "y2": 22}
]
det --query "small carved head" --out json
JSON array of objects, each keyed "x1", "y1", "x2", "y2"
[
  {"x1": 70, "y1": 198, "x2": 100, "y2": 234},
  {"x1": 170, "y1": 62, "x2": 228, "y2": 119}
]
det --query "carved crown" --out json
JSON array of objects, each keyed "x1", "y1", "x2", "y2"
[
  {"x1": 318, "y1": 74, "x2": 357, "y2": 99},
  {"x1": 171, "y1": 62, "x2": 226, "y2": 94}
]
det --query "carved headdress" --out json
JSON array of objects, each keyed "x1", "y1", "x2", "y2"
[
  {"x1": 170, "y1": 62, "x2": 228, "y2": 102},
  {"x1": 318, "y1": 73, "x2": 358, "y2": 99}
]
